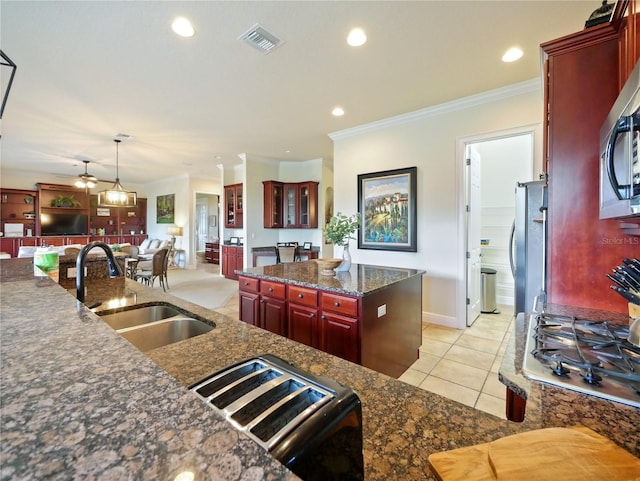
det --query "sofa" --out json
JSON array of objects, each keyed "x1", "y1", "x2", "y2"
[
  {"x1": 17, "y1": 242, "x2": 134, "y2": 258},
  {"x1": 138, "y1": 238, "x2": 172, "y2": 255}
]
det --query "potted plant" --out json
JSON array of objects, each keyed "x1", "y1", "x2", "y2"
[
  {"x1": 50, "y1": 195, "x2": 81, "y2": 208},
  {"x1": 324, "y1": 212, "x2": 361, "y2": 271}
]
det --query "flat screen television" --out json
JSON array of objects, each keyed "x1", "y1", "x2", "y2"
[{"x1": 40, "y1": 213, "x2": 89, "y2": 236}]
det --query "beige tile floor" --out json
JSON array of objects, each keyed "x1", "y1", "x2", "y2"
[
  {"x1": 399, "y1": 306, "x2": 515, "y2": 419},
  {"x1": 190, "y1": 264, "x2": 514, "y2": 419}
]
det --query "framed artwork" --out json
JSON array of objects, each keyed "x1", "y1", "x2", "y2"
[
  {"x1": 157, "y1": 194, "x2": 175, "y2": 224},
  {"x1": 96, "y1": 208, "x2": 110, "y2": 217},
  {"x1": 303, "y1": 242, "x2": 312, "y2": 250},
  {"x1": 357, "y1": 166, "x2": 417, "y2": 252}
]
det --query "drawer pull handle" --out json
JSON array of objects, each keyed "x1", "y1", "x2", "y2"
[
  {"x1": 268, "y1": 287, "x2": 273, "y2": 292},
  {"x1": 298, "y1": 293, "x2": 303, "y2": 298},
  {"x1": 243, "y1": 282, "x2": 249, "y2": 286},
  {"x1": 334, "y1": 301, "x2": 340, "y2": 307},
  {"x1": 321, "y1": 315, "x2": 326, "y2": 320}
]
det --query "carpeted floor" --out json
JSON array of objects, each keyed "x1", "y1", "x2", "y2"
[{"x1": 163, "y1": 262, "x2": 239, "y2": 312}]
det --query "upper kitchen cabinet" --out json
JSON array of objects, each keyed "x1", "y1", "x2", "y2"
[
  {"x1": 224, "y1": 183, "x2": 243, "y2": 228},
  {"x1": 618, "y1": 0, "x2": 640, "y2": 88},
  {"x1": 0, "y1": 188, "x2": 38, "y2": 237},
  {"x1": 263, "y1": 181, "x2": 318, "y2": 229},
  {"x1": 263, "y1": 181, "x2": 284, "y2": 228},
  {"x1": 542, "y1": 0, "x2": 639, "y2": 313}
]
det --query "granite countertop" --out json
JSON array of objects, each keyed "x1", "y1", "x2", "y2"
[
  {"x1": 1, "y1": 258, "x2": 638, "y2": 480},
  {"x1": 237, "y1": 261, "x2": 425, "y2": 296},
  {"x1": 498, "y1": 304, "x2": 640, "y2": 457}
]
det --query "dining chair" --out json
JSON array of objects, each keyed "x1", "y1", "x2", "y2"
[
  {"x1": 276, "y1": 246, "x2": 296, "y2": 263},
  {"x1": 135, "y1": 248, "x2": 168, "y2": 291},
  {"x1": 121, "y1": 245, "x2": 139, "y2": 258}
]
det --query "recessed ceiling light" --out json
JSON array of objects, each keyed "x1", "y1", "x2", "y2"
[
  {"x1": 172, "y1": 17, "x2": 195, "y2": 37},
  {"x1": 347, "y1": 28, "x2": 367, "y2": 47},
  {"x1": 502, "y1": 47, "x2": 523, "y2": 63},
  {"x1": 332, "y1": 107, "x2": 345, "y2": 117}
]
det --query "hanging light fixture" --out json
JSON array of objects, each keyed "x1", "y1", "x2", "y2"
[
  {"x1": 97, "y1": 139, "x2": 137, "y2": 207},
  {"x1": 74, "y1": 160, "x2": 97, "y2": 189}
]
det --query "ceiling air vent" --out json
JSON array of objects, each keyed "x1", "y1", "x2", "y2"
[{"x1": 239, "y1": 24, "x2": 283, "y2": 54}]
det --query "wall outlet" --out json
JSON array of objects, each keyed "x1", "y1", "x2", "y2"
[
  {"x1": 67, "y1": 267, "x2": 87, "y2": 278},
  {"x1": 377, "y1": 304, "x2": 387, "y2": 318}
]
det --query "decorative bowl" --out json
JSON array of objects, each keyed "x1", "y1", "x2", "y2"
[{"x1": 314, "y1": 258, "x2": 343, "y2": 276}]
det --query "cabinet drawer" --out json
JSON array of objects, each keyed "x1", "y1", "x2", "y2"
[
  {"x1": 260, "y1": 280, "x2": 286, "y2": 299},
  {"x1": 238, "y1": 275, "x2": 260, "y2": 293},
  {"x1": 321, "y1": 292, "x2": 358, "y2": 317},
  {"x1": 287, "y1": 285, "x2": 318, "y2": 307}
]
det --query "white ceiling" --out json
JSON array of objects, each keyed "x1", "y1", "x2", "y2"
[{"x1": 1, "y1": 1, "x2": 597, "y2": 185}]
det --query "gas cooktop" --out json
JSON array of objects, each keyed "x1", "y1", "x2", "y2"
[{"x1": 522, "y1": 312, "x2": 640, "y2": 408}]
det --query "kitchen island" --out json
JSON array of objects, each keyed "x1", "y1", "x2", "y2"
[
  {"x1": 236, "y1": 261, "x2": 424, "y2": 377},
  {"x1": 1, "y1": 258, "x2": 638, "y2": 480}
]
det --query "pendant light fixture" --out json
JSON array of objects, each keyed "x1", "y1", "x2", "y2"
[
  {"x1": 97, "y1": 139, "x2": 137, "y2": 207},
  {"x1": 74, "y1": 160, "x2": 97, "y2": 189}
]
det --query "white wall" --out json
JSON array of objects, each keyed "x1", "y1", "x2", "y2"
[
  {"x1": 144, "y1": 174, "x2": 221, "y2": 269},
  {"x1": 475, "y1": 133, "x2": 534, "y2": 307},
  {"x1": 330, "y1": 80, "x2": 544, "y2": 328},
  {"x1": 224, "y1": 156, "x2": 329, "y2": 268}
]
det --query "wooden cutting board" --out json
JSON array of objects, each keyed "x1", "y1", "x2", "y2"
[{"x1": 428, "y1": 426, "x2": 640, "y2": 481}]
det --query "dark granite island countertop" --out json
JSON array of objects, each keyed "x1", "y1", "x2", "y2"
[
  {"x1": 2, "y1": 258, "x2": 638, "y2": 480},
  {"x1": 236, "y1": 261, "x2": 424, "y2": 296}
]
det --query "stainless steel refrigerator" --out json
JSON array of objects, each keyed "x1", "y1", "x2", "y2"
[{"x1": 509, "y1": 180, "x2": 548, "y2": 315}]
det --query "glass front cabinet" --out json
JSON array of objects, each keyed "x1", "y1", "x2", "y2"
[
  {"x1": 224, "y1": 183, "x2": 243, "y2": 228},
  {"x1": 263, "y1": 180, "x2": 318, "y2": 229}
]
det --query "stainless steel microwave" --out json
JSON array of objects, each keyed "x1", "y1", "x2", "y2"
[{"x1": 600, "y1": 60, "x2": 640, "y2": 219}]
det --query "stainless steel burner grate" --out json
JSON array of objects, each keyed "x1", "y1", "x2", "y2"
[{"x1": 523, "y1": 313, "x2": 640, "y2": 408}]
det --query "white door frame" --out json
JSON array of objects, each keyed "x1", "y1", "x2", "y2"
[{"x1": 455, "y1": 124, "x2": 542, "y2": 329}]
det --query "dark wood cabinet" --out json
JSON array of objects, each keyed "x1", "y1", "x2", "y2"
[
  {"x1": 224, "y1": 183, "x2": 243, "y2": 228},
  {"x1": 239, "y1": 290, "x2": 260, "y2": 326},
  {"x1": 0, "y1": 188, "x2": 37, "y2": 237},
  {"x1": 542, "y1": 6, "x2": 640, "y2": 313},
  {"x1": 238, "y1": 276, "x2": 287, "y2": 336},
  {"x1": 205, "y1": 242, "x2": 220, "y2": 264},
  {"x1": 263, "y1": 181, "x2": 318, "y2": 229},
  {"x1": 90, "y1": 196, "x2": 146, "y2": 236},
  {"x1": 222, "y1": 245, "x2": 243, "y2": 280},
  {"x1": 263, "y1": 181, "x2": 284, "y2": 228},
  {"x1": 319, "y1": 291, "x2": 360, "y2": 363},
  {"x1": 259, "y1": 280, "x2": 287, "y2": 336}
]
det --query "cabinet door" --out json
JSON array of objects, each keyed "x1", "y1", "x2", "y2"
[
  {"x1": 263, "y1": 181, "x2": 284, "y2": 228},
  {"x1": 239, "y1": 291, "x2": 260, "y2": 326},
  {"x1": 234, "y1": 185, "x2": 243, "y2": 228},
  {"x1": 221, "y1": 246, "x2": 230, "y2": 276},
  {"x1": 284, "y1": 184, "x2": 298, "y2": 227},
  {"x1": 0, "y1": 238, "x2": 16, "y2": 257},
  {"x1": 224, "y1": 186, "x2": 236, "y2": 227},
  {"x1": 287, "y1": 303, "x2": 319, "y2": 348},
  {"x1": 321, "y1": 312, "x2": 359, "y2": 363},
  {"x1": 260, "y1": 296, "x2": 287, "y2": 336},
  {"x1": 298, "y1": 182, "x2": 318, "y2": 228},
  {"x1": 234, "y1": 247, "x2": 243, "y2": 275}
]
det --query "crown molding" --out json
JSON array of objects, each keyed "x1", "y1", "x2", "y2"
[{"x1": 329, "y1": 78, "x2": 541, "y2": 141}]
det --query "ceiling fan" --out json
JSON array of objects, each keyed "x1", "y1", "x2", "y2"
[{"x1": 74, "y1": 160, "x2": 98, "y2": 188}]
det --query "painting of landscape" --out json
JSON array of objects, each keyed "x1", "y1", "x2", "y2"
[
  {"x1": 156, "y1": 193, "x2": 175, "y2": 224},
  {"x1": 358, "y1": 167, "x2": 417, "y2": 252}
]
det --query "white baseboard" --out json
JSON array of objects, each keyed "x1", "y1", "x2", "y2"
[{"x1": 422, "y1": 311, "x2": 462, "y2": 329}]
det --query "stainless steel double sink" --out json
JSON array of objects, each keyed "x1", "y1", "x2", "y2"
[{"x1": 99, "y1": 304, "x2": 214, "y2": 352}]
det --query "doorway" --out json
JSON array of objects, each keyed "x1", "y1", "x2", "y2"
[
  {"x1": 461, "y1": 127, "x2": 537, "y2": 327},
  {"x1": 195, "y1": 193, "x2": 219, "y2": 264}
]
